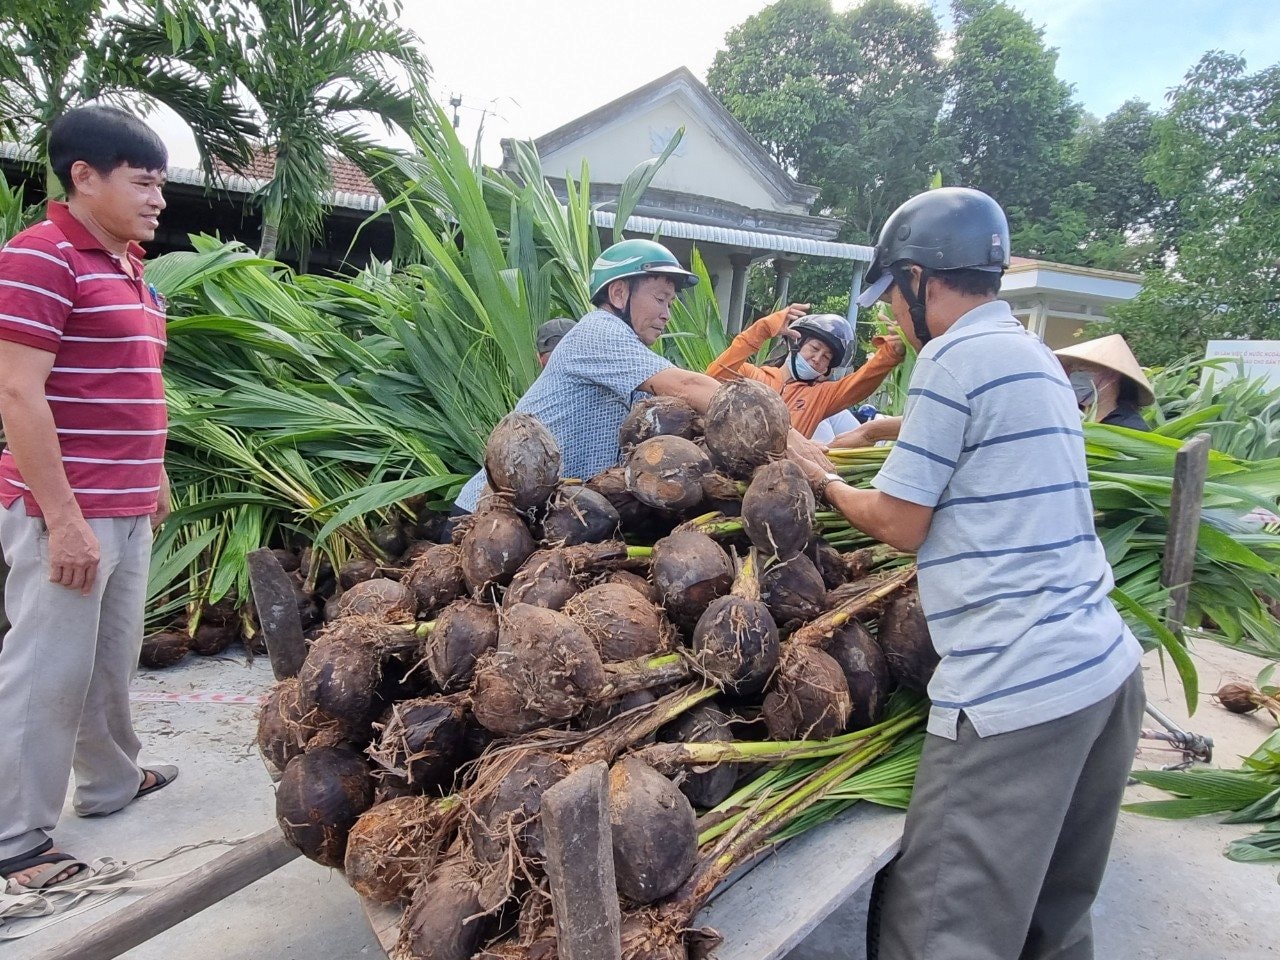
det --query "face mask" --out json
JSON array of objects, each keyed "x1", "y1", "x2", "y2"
[
  {"x1": 789, "y1": 350, "x2": 823, "y2": 382},
  {"x1": 1069, "y1": 371, "x2": 1097, "y2": 408}
]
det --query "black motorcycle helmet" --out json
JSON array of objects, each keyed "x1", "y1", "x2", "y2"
[{"x1": 857, "y1": 187, "x2": 1010, "y2": 347}]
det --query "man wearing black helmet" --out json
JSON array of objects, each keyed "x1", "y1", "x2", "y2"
[{"x1": 789, "y1": 188, "x2": 1144, "y2": 960}]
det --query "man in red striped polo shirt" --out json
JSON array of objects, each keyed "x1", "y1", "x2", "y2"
[{"x1": 0, "y1": 106, "x2": 179, "y2": 890}]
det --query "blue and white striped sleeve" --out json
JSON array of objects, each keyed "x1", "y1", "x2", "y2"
[{"x1": 872, "y1": 358, "x2": 969, "y2": 507}]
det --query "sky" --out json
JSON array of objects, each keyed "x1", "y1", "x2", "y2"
[{"x1": 155, "y1": 0, "x2": 1280, "y2": 169}]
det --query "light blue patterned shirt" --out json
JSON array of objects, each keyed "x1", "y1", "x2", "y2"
[
  {"x1": 455, "y1": 310, "x2": 672, "y2": 511},
  {"x1": 872, "y1": 300, "x2": 1140, "y2": 740}
]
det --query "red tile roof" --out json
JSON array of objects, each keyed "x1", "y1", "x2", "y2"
[{"x1": 211, "y1": 149, "x2": 379, "y2": 196}]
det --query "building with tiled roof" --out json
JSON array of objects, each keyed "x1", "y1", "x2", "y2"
[
  {"x1": 0, "y1": 142, "x2": 394, "y2": 273},
  {"x1": 210, "y1": 150, "x2": 381, "y2": 201}
]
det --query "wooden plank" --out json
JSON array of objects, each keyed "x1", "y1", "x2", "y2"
[
  {"x1": 246, "y1": 547, "x2": 307, "y2": 680},
  {"x1": 541, "y1": 761, "x2": 622, "y2": 960},
  {"x1": 697, "y1": 805, "x2": 904, "y2": 960},
  {"x1": 359, "y1": 805, "x2": 906, "y2": 960},
  {"x1": 1160, "y1": 433, "x2": 1211, "y2": 632},
  {"x1": 363, "y1": 899, "x2": 401, "y2": 954},
  {"x1": 26, "y1": 828, "x2": 300, "y2": 960}
]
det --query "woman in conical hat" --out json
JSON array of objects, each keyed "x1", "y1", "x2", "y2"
[{"x1": 1055, "y1": 334, "x2": 1154, "y2": 431}]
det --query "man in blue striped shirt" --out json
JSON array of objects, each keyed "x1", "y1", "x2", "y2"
[{"x1": 791, "y1": 188, "x2": 1143, "y2": 960}]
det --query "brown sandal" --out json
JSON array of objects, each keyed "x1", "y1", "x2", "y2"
[{"x1": 0, "y1": 840, "x2": 88, "y2": 890}]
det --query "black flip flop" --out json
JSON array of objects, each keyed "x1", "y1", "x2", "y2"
[
  {"x1": 78, "y1": 764, "x2": 180, "y2": 818},
  {"x1": 135, "y1": 764, "x2": 179, "y2": 799}
]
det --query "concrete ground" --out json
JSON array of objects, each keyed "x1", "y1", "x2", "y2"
[
  {"x1": 5, "y1": 640, "x2": 1278, "y2": 959},
  {"x1": 792, "y1": 639, "x2": 1280, "y2": 960}
]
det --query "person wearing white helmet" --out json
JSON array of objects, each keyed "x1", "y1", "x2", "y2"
[
  {"x1": 707, "y1": 303, "x2": 904, "y2": 438},
  {"x1": 789, "y1": 187, "x2": 1144, "y2": 960},
  {"x1": 447, "y1": 239, "x2": 831, "y2": 524}
]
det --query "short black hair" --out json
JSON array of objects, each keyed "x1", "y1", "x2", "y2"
[
  {"x1": 932, "y1": 268, "x2": 1003, "y2": 298},
  {"x1": 591, "y1": 274, "x2": 641, "y2": 308},
  {"x1": 49, "y1": 106, "x2": 168, "y2": 195}
]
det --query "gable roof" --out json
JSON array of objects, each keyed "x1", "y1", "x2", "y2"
[{"x1": 518, "y1": 66, "x2": 821, "y2": 209}]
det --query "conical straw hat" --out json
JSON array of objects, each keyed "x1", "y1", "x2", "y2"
[{"x1": 1054, "y1": 335, "x2": 1154, "y2": 407}]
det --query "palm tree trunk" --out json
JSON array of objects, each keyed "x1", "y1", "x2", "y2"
[{"x1": 259, "y1": 217, "x2": 279, "y2": 260}]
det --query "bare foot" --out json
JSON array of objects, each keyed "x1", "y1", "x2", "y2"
[
  {"x1": 3, "y1": 849, "x2": 84, "y2": 888},
  {"x1": 140, "y1": 769, "x2": 162, "y2": 791}
]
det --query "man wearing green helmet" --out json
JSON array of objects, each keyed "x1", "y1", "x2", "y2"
[
  {"x1": 789, "y1": 188, "x2": 1144, "y2": 960},
  {"x1": 450, "y1": 238, "x2": 830, "y2": 519}
]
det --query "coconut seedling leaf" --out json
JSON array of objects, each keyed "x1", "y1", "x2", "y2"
[
  {"x1": 1122, "y1": 797, "x2": 1246, "y2": 819},
  {"x1": 1225, "y1": 825, "x2": 1280, "y2": 864},
  {"x1": 1129, "y1": 769, "x2": 1275, "y2": 805},
  {"x1": 1111, "y1": 586, "x2": 1198, "y2": 714}
]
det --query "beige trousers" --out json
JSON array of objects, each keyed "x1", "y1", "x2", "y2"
[{"x1": 0, "y1": 500, "x2": 152, "y2": 859}]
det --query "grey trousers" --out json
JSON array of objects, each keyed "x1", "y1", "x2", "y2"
[
  {"x1": 0, "y1": 500, "x2": 152, "y2": 859},
  {"x1": 874, "y1": 667, "x2": 1145, "y2": 960}
]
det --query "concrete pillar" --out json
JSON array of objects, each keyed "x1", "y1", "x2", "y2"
[
  {"x1": 1029, "y1": 297, "x2": 1049, "y2": 339},
  {"x1": 846, "y1": 263, "x2": 866, "y2": 333},
  {"x1": 727, "y1": 252, "x2": 754, "y2": 334},
  {"x1": 774, "y1": 258, "x2": 797, "y2": 306}
]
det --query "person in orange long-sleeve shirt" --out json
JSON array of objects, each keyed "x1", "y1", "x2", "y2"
[{"x1": 706, "y1": 304, "x2": 904, "y2": 438}]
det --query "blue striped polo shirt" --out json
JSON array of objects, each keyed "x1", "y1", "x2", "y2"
[{"x1": 873, "y1": 300, "x2": 1140, "y2": 739}]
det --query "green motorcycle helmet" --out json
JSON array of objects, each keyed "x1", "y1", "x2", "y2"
[{"x1": 590, "y1": 239, "x2": 698, "y2": 305}]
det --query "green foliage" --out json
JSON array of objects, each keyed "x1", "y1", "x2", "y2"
[
  {"x1": 0, "y1": 0, "x2": 256, "y2": 178},
  {"x1": 707, "y1": 0, "x2": 946, "y2": 241},
  {"x1": 708, "y1": 0, "x2": 852, "y2": 174},
  {"x1": 942, "y1": 0, "x2": 1081, "y2": 244},
  {"x1": 1096, "y1": 53, "x2": 1280, "y2": 365},
  {"x1": 1148, "y1": 357, "x2": 1280, "y2": 462},
  {"x1": 1126, "y1": 729, "x2": 1280, "y2": 868},
  {"x1": 1073, "y1": 102, "x2": 1158, "y2": 235},
  {"x1": 148, "y1": 234, "x2": 459, "y2": 609},
  {"x1": 663, "y1": 248, "x2": 731, "y2": 372},
  {"x1": 0, "y1": 171, "x2": 41, "y2": 241},
  {"x1": 146, "y1": 101, "x2": 686, "y2": 626},
  {"x1": 147, "y1": 0, "x2": 431, "y2": 260},
  {"x1": 1080, "y1": 420, "x2": 1280, "y2": 661}
]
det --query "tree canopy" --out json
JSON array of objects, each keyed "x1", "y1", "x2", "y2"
[
  {"x1": 0, "y1": 0, "x2": 256, "y2": 179},
  {"x1": 711, "y1": 0, "x2": 1279, "y2": 365},
  {"x1": 151, "y1": 0, "x2": 430, "y2": 260},
  {"x1": 941, "y1": 0, "x2": 1080, "y2": 244},
  {"x1": 1098, "y1": 53, "x2": 1280, "y2": 365},
  {"x1": 707, "y1": 0, "x2": 945, "y2": 242}
]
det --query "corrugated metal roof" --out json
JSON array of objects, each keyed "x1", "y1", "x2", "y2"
[{"x1": 591, "y1": 209, "x2": 874, "y2": 262}]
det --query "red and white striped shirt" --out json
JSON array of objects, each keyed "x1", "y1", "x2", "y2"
[{"x1": 0, "y1": 201, "x2": 167, "y2": 519}]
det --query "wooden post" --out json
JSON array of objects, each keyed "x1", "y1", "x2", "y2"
[
  {"x1": 1160, "y1": 433, "x2": 1211, "y2": 633},
  {"x1": 246, "y1": 547, "x2": 307, "y2": 680},
  {"x1": 540, "y1": 761, "x2": 622, "y2": 960},
  {"x1": 26, "y1": 828, "x2": 299, "y2": 960}
]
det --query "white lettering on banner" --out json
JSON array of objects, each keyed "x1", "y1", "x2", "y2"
[{"x1": 1204, "y1": 340, "x2": 1280, "y2": 389}]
